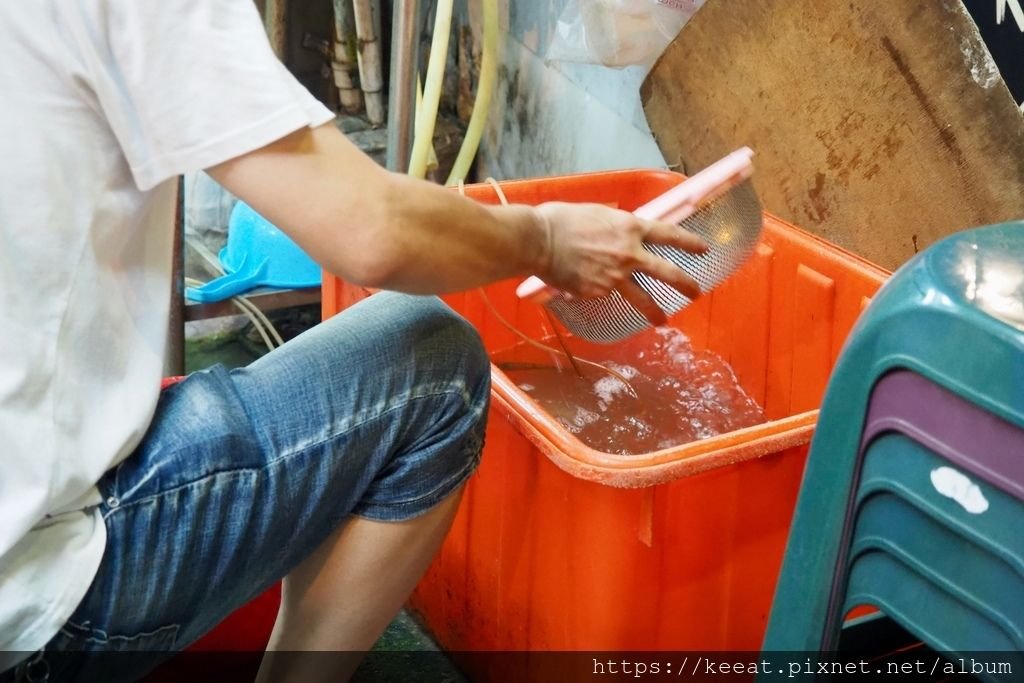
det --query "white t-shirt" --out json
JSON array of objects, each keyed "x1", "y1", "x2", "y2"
[{"x1": 0, "y1": 0, "x2": 333, "y2": 666}]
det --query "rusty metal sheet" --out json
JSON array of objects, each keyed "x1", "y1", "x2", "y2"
[{"x1": 642, "y1": 0, "x2": 1024, "y2": 269}]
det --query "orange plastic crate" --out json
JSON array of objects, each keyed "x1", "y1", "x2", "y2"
[{"x1": 322, "y1": 170, "x2": 888, "y2": 667}]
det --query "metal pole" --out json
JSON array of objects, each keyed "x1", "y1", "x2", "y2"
[
  {"x1": 165, "y1": 177, "x2": 186, "y2": 378},
  {"x1": 386, "y1": 0, "x2": 420, "y2": 172},
  {"x1": 265, "y1": 0, "x2": 289, "y2": 60}
]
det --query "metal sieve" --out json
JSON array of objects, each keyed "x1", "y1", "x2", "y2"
[{"x1": 517, "y1": 148, "x2": 764, "y2": 343}]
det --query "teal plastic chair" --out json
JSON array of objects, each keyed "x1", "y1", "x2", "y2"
[
  {"x1": 848, "y1": 435, "x2": 1024, "y2": 652},
  {"x1": 763, "y1": 223, "x2": 1024, "y2": 652},
  {"x1": 856, "y1": 434, "x2": 1024, "y2": 570},
  {"x1": 843, "y1": 550, "x2": 1018, "y2": 656}
]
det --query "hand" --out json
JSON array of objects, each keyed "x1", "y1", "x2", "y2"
[{"x1": 533, "y1": 202, "x2": 708, "y2": 326}]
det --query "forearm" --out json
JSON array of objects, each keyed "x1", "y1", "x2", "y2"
[{"x1": 365, "y1": 172, "x2": 550, "y2": 293}]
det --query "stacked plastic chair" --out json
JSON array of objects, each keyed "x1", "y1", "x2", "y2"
[{"x1": 762, "y1": 222, "x2": 1024, "y2": 674}]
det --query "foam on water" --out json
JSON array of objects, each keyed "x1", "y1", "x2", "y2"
[{"x1": 495, "y1": 327, "x2": 766, "y2": 455}]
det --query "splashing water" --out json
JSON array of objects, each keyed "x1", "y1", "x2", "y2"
[{"x1": 495, "y1": 327, "x2": 766, "y2": 455}]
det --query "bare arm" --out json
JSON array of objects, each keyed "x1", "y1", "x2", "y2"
[{"x1": 207, "y1": 122, "x2": 705, "y2": 320}]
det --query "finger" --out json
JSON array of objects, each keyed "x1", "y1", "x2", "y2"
[
  {"x1": 635, "y1": 252, "x2": 702, "y2": 300},
  {"x1": 617, "y1": 275, "x2": 667, "y2": 327},
  {"x1": 639, "y1": 219, "x2": 708, "y2": 253}
]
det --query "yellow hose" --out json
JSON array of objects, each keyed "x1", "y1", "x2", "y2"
[
  {"x1": 446, "y1": 0, "x2": 499, "y2": 185},
  {"x1": 408, "y1": 0, "x2": 454, "y2": 179},
  {"x1": 415, "y1": 77, "x2": 440, "y2": 173}
]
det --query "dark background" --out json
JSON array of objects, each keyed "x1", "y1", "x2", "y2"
[{"x1": 963, "y1": 0, "x2": 1024, "y2": 106}]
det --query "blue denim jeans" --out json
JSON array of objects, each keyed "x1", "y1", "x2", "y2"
[{"x1": 8, "y1": 292, "x2": 490, "y2": 683}]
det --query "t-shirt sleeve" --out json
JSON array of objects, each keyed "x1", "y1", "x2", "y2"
[{"x1": 68, "y1": 0, "x2": 336, "y2": 191}]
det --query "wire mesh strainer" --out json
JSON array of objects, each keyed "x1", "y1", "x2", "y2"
[{"x1": 516, "y1": 148, "x2": 763, "y2": 343}]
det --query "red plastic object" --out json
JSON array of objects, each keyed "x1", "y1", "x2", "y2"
[
  {"x1": 183, "y1": 584, "x2": 280, "y2": 652},
  {"x1": 321, "y1": 170, "x2": 889, "y2": 669}
]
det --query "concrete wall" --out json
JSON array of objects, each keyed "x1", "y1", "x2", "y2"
[{"x1": 473, "y1": 1, "x2": 671, "y2": 180}]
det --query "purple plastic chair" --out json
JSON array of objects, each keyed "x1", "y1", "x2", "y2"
[{"x1": 860, "y1": 370, "x2": 1024, "y2": 502}]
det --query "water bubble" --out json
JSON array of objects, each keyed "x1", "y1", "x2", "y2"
[{"x1": 497, "y1": 328, "x2": 766, "y2": 455}]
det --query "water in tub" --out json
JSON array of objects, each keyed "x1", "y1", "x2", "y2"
[{"x1": 494, "y1": 327, "x2": 766, "y2": 455}]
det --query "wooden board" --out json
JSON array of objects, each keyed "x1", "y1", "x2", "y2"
[{"x1": 642, "y1": 0, "x2": 1024, "y2": 269}]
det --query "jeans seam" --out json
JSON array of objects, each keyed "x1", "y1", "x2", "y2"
[
  {"x1": 58, "y1": 621, "x2": 179, "y2": 646},
  {"x1": 368, "y1": 434, "x2": 484, "y2": 508},
  {"x1": 104, "y1": 383, "x2": 478, "y2": 516},
  {"x1": 266, "y1": 380, "x2": 476, "y2": 468},
  {"x1": 362, "y1": 447, "x2": 482, "y2": 513}
]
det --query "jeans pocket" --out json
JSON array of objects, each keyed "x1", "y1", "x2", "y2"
[
  {"x1": 57, "y1": 619, "x2": 180, "y2": 650},
  {"x1": 37, "y1": 621, "x2": 181, "y2": 683}
]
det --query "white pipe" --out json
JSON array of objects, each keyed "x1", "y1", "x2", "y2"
[
  {"x1": 415, "y1": 77, "x2": 440, "y2": 172},
  {"x1": 332, "y1": 0, "x2": 363, "y2": 112},
  {"x1": 408, "y1": 0, "x2": 454, "y2": 178},
  {"x1": 353, "y1": 0, "x2": 386, "y2": 125},
  {"x1": 446, "y1": 0, "x2": 499, "y2": 185}
]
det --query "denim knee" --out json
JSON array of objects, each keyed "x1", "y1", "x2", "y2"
[
  {"x1": 345, "y1": 295, "x2": 491, "y2": 520},
  {"x1": 418, "y1": 299, "x2": 490, "y2": 404},
  {"x1": 404, "y1": 295, "x2": 492, "y2": 447},
  {"x1": 376, "y1": 293, "x2": 491, "y2": 409}
]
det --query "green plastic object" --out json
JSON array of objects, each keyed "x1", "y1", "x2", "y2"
[
  {"x1": 844, "y1": 551, "x2": 1020, "y2": 659},
  {"x1": 849, "y1": 498, "x2": 1023, "y2": 651},
  {"x1": 850, "y1": 438, "x2": 1024, "y2": 649},
  {"x1": 762, "y1": 223, "x2": 1024, "y2": 653},
  {"x1": 857, "y1": 433, "x2": 1024, "y2": 566}
]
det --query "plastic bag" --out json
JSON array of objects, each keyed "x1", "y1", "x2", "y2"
[
  {"x1": 546, "y1": 0, "x2": 706, "y2": 68},
  {"x1": 184, "y1": 171, "x2": 237, "y2": 255}
]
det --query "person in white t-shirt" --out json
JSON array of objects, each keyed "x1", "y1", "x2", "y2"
[{"x1": 0, "y1": 2, "x2": 705, "y2": 682}]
